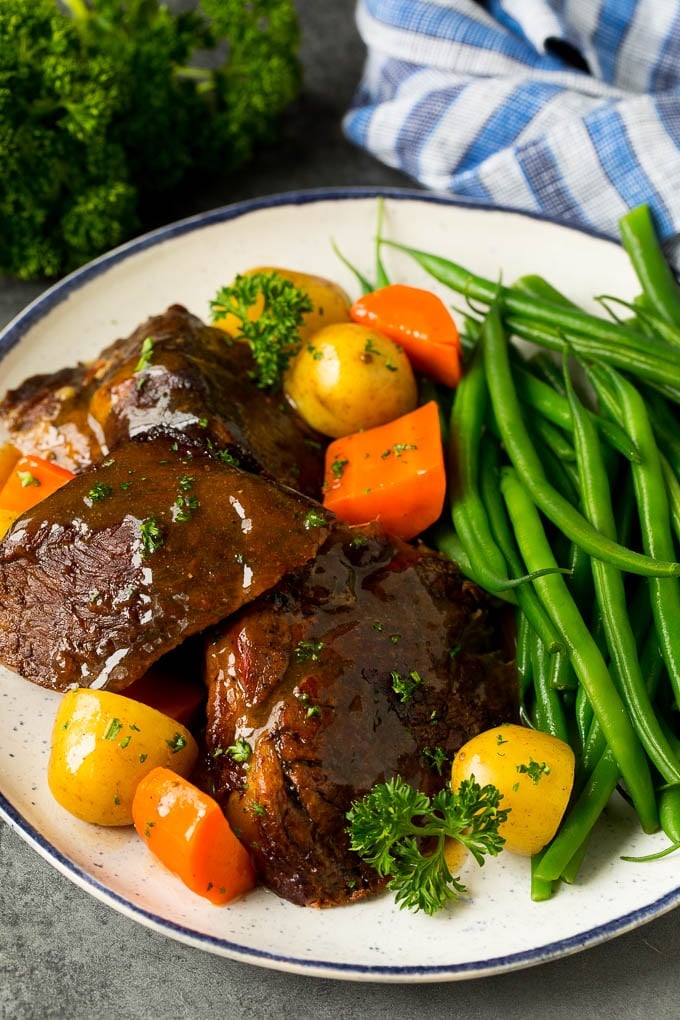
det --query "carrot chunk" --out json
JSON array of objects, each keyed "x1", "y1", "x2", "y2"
[
  {"x1": 350, "y1": 283, "x2": 462, "y2": 387},
  {"x1": 0, "y1": 454, "x2": 74, "y2": 513},
  {"x1": 322, "y1": 400, "x2": 446, "y2": 540},
  {"x1": 132, "y1": 767, "x2": 257, "y2": 906}
]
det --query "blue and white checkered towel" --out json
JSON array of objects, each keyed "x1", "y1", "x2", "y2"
[{"x1": 343, "y1": 0, "x2": 680, "y2": 265}]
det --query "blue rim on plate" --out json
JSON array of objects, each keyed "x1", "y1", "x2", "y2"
[{"x1": 2, "y1": 186, "x2": 679, "y2": 981}]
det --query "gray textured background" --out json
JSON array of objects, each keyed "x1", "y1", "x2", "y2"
[{"x1": 2, "y1": 3, "x2": 680, "y2": 1017}]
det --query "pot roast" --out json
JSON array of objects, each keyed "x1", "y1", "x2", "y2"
[
  {"x1": 204, "y1": 525, "x2": 517, "y2": 907},
  {"x1": 0, "y1": 304, "x2": 325, "y2": 497},
  {"x1": 0, "y1": 435, "x2": 332, "y2": 692}
]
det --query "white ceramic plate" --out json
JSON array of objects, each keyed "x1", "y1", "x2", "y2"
[{"x1": 1, "y1": 189, "x2": 679, "y2": 982}]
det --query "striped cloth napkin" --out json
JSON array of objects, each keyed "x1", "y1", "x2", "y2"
[{"x1": 343, "y1": 0, "x2": 680, "y2": 266}]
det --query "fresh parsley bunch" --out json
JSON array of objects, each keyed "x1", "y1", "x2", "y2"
[
  {"x1": 347, "y1": 775, "x2": 508, "y2": 915},
  {"x1": 211, "y1": 271, "x2": 313, "y2": 388},
  {"x1": 0, "y1": 0, "x2": 302, "y2": 280}
]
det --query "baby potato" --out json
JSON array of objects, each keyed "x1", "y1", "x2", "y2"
[
  {"x1": 283, "y1": 322, "x2": 418, "y2": 437},
  {"x1": 451, "y1": 724, "x2": 575, "y2": 857},
  {"x1": 213, "y1": 266, "x2": 351, "y2": 342},
  {"x1": 48, "y1": 688, "x2": 198, "y2": 826}
]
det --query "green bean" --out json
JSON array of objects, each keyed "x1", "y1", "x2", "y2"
[
  {"x1": 432, "y1": 526, "x2": 516, "y2": 606},
  {"x1": 513, "y1": 274, "x2": 579, "y2": 309},
  {"x1": 478, "y1": 435, "x2": 564, "y2": 653},
  {"x1": 505, "y1": 315, "x2": 680, "y2": 399},
  {"x1": 533, "y1": 748, "x2": 621, "y2": 884},
  {"x1": 548, "y1": 643, "x2": 577, "y2": 691},
  {"x1": 529, "y1": 636, "x2": 570, "y2": 743},
  {"x1": 513, "y1": 364, "x2": 640, "y2": 462},
  {"x1": 330, "y1": 239, "x2": 374, "y2": 295},
  {"x1": 374, "y1": 196, "x2": 391, "y2": 289},
  {"x1": 515, "y1": 609, "x2": 534, "y2": 703},
  {"x1": 660, "y1": 452, "x2": 680, "y2": 546},
  {"x1": 384, "y1": 239, "x2": 680, "y2": 391},
  {"x1": 449, "y1": 342, "x2": 565, "y2": 592},
  {"x1": 643, "y1": 387, "x2": 680, "y2": 477},
  {"x1": 559, "y1": 840, "x2": 589, "y2": 885},
  {"x1": 588, "y1": 364, "x2": 680, "y2": 711},
  {"x1": 659, "y1": 787, "x2": 680, "y2": 844},
  {"x1": 499, "y1": 465, "x2": 658, "y2": 832},
  {"x1": 528, "y1": 351, "x2": 568, "y2": 396},
  {"x1": 530, "y1": 853, "x2": 555, "y2": 902},
  {"x1": 563, "y1": 359, "x2": 680, "y2": 784},
  {"x1": 574, "y1": 684, "x2": 594, "y2": 760},
  {"x1": 482, "y1": 303, "x2": 680, "y2": 577},
  {"x1": 532, "y1": 414, "x2": 577, "y2": 463},
  {"x1": 598, "y1": 293, "x2": 680, "y2": 348},
  {"x1": 618, "y1": 204, "x2": 680, "y2": 330}
]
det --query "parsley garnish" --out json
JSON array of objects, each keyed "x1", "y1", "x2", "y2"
[
  {"x1": 18, "y1": 471, "x2": 40, "y2": 488},
  {"x1": 210, "y1": 271, "x2": 313, "y2": 389},
  {"x1": 347, "y1": 775, "x2": 507, "y2": 914},
  {"x1": 303, "y1": 508, "x2": 327, "y2": 529},
  {"x1": 134, "y1": 336, "x2": 155, "y2": 388},
  {"x1": 166, "y1": 733, "x2": 187, "y2": 754},
  {"x1": 140, "y1": 516, "x2": 164, "y2": 555},
  {"x1": 381, "y1": 443, "x2": 418, "y2": 460},
  {"x1": 517, "y1": 758, "x2": 551, "y2": 784},
  {"x1": 86, "y1": 482, "x2": 113, "y2": 504},
  {"x1": 172, "y1": 493, "x2": 199, "y2": 522},
  {"x1": 423, "y1": 746, "x2": 449, "y2": 775},
  {"x1": 295, "y1": 640, "x2": 324, "y2": 662},
  {"x1": 226, "y1": 738, "x2": 252, "y2": 763},
  {"x1": 216, "y1": 449, "x2": 240, "y2": 467},
  {"x1": 390, "y1": 669, "x2": 424, "y2": 703},
  {"x1": 104, "y1": 718, "x2": 123, "y2": 740},
  {"x1": 331, "y1": 457, "x2": 349, "y2": 479},
  {"x1": 295, "y1": 689, "x2": 321, "y2": 718}
]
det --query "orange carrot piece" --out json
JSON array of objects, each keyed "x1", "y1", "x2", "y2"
[
  {"x1": 132, "y1": 767, "x2": 257, "y2": 906},
  {"x1": 350, "y1": 283, "x2": 462, "y2": 387},
  {"x1": 0, "y1": 454, "x2": 74, "y2": 513},
  {"x1": 322, "y1": 400, "x2": 446, "y2": 540}
]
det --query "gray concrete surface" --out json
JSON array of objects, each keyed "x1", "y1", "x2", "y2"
[{"x1": 2, "y1": 3, "x2": 680, "y2": 1017}]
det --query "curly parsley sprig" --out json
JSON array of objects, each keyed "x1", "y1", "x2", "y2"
[
  {"x1": 347, "y1": 775, "x2": 508, "y2": 915},
  {"x1": 210, "y1": 271, "x2": 313, "y2": 389}
]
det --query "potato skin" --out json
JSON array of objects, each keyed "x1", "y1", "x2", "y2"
[
  {"x1": 283, "y1": 322, "x2": 418, "y2": 438},
  {"x1": 451, "y1": 724, "x2": 575, "y2": 856},
  {"x1": 213, "y1": 266, "x2": 351, "y2": 342},
  {"x1": 48, "y1": 689, "x2": 198, "y2": 826}
]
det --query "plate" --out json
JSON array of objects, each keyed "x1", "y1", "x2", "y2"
[{"x1": 1, "y1": 188, "x2": 679, "y2": 983}]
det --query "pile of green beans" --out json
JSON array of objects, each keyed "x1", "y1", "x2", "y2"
[{"x1": 392, "y1": 203, "x2": 680, "y2": 897}]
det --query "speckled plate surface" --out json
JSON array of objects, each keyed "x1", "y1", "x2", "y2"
[{"x1": 1, "y1": 189, "x2": 679, "y2": 982}]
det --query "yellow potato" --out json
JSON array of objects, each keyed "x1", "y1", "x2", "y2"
[
  {"x1": 443, "y1": 837, "x2": 468, "y2": 876},
  {"x1": 213, "y1": 266, "x2": 351, "y2": 342},
  {"x1": 451, "y1": 724, "x2": 575, "y2": 856},
  {"x1": 283, "y1": 322, "x2": 418, "y2": 437},
  {"x1": 48, "y1": 688, "x2": 198, "y2": 826},
  {"x1": 0, "y1": 442, "x2": 20, "y2": 490}
]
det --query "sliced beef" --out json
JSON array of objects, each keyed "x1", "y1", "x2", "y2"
[
  {"x1": 0, "y1": 305, "x2": 326, "y2": 496},
  {"x1": 204, "y1": 525, "x2": 518, "y2": 908},
  {"x1": 0, "y1": 435, "x2": 332, "y2": 692}
]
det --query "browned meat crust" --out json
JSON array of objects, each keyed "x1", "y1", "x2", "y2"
[
  {"x1": 204, "y1": 525, "x2": 518, "y2": 908},
  {"x1": 0, "y1": 305, "x2": 326, "y2": 497},
  {"x1": 0, "y1": 435, "x2": 332, "y2": 692}
]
